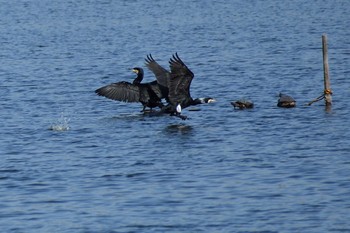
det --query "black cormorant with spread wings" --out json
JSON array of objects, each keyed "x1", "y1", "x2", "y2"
[
  {"x1": 95, "y1": 67, "x2": 164, "y2": 112},
  {"x1": 162, "y1": 53, "x2": 216, "y2": 120}
]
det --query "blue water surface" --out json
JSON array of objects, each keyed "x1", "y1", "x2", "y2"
[{"x1": 1, "y1": 0, "x2": 350, "y2": 232}]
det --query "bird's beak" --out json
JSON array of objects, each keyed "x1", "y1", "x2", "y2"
[
  {"x1": 132, "y1": 69, "x2": 138, "y2": 74},
  {"x1": 208, "y1": 99, "x2": 217, "y2": 103}
]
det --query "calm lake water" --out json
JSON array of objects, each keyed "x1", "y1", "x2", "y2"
[{"x1": 1, "y1": 0, "x2": 350, "y2": 232}]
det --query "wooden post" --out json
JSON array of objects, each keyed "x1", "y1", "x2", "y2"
[{"x1": 322, "y1": 34, "x2": 332, "y2": 106}]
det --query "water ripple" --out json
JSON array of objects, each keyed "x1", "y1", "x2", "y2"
[{"x1": 0, "y1": 0, "x2": 349, "y2": 232}]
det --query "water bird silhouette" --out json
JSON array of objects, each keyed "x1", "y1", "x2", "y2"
[
  {"x1": 277, "y1": 93, "x2": 296, "y2": 108},
  {"x1": 161, "y1": 53, "x2": 216, "y2": 120},
  {"x1": 231, "y1": 99, "x2": 254, "y2": 109},
  {"x1": 95, "y1": 67, "x2": 164, "y2": 112}
]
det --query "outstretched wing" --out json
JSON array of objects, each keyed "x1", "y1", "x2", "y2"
[
  {"x1": 168, "y1": 53, "x2": 194, "y2": 106},
  {"x1": 145, "y1": 54, "x2": 170, "y2": 101},
  {"x1": 144, "y1": 54, "x2": 170, "y2": 88},
  {"x1": 95, "y1": 81, "x2": 140, "y2": 103}
]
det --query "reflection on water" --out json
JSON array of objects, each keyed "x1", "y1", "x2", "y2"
[
  {"x1": 106, "y1": 110, "x2": 168, "y2": 121},
  {"x1": 325, "y1": 103, "x2": 332, "y2": 113},
  {"x1": 109, "y1": 113, "x2": 146, "y2": 121},
  {"x1": 164, "y1": 124, "x2": 194, "y2": 135}
]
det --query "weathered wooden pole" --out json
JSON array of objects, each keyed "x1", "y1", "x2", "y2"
[{"x1": 322, "y1": 34, "x2": 332, "y2": 106}]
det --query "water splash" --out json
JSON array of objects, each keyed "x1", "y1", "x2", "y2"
[{"x1": 49, "y1": 113, "x2": 70, "y2": 131}]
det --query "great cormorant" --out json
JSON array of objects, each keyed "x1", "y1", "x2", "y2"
[
  {"x1": 162, "y1": 53, "x2": 216, "y2": 120},
  {"x1": 95, "y1": 67, "x2": 164, "y2": 112}
]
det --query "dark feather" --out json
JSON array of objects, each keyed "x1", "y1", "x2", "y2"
[
  {"x1": 144, "y1": 54, "x2": 170, "y2": 101},
  {"x1": 168, "y1": 53, "x2": 194, "y2": 108},
  {"x1": 145, "y1": 54, "x2": 170, "y2": 88},
  {"x1": 95, "y1": 81, "x2": 140, "y2": 103}
]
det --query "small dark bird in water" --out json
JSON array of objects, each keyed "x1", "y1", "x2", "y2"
[
  {"x1": 95, "y1": 67, "x2": 164, "y2": 112},
  {"x1": 231, "y1": 99, "x2": 254, "y2": 109},
  {"x1": 162, "y1": 53, "x2": 216, "y2": 120},
  {"x1": 277, "y1": 93, "x2": 296, "y2": 108}
]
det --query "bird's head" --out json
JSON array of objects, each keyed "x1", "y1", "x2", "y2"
[{"x1": 132, "y1": 67, "x2": 143, "y2": 75}]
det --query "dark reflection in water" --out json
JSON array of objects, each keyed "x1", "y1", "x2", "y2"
[
  {"x1": 109, "y1": 113, "x2": 146, "y2": 121},
  {"x1": 164, "y1": 124, "x2": 194, "y2": 135},
  {"x1": 106, "y1": 111, "x2": 169, "y2": 121}
]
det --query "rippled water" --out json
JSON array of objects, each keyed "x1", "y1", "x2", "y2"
[{"x1": 1, "y1": 0, "x2": 350, "y2": 232}]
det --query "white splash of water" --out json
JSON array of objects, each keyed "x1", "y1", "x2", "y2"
[{"x1": 49, "y1": 113, "x2": 70, "y2": 131}]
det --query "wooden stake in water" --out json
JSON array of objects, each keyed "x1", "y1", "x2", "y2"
[
  {"x1": 322, "y1": 34, "x2": 332, "y2": 105},
  {"x1": 306, "y1": 35, "x2": 333, "y2": 109}
]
